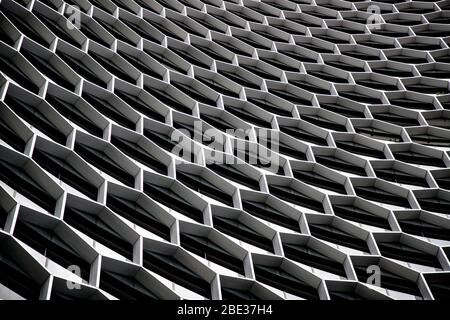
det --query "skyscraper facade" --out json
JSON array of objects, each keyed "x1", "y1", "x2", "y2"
[{"x1": 0, "y1": 0, "x2": 449, "y2": 300}]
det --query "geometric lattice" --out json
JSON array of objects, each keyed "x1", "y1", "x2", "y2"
[{"x1": 0, "y1": 0, "x2": 449, "y2": 300}]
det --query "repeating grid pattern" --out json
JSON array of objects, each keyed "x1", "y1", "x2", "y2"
[{"x1": 0, "y1": 0, "x2": 449, "y2": 300}]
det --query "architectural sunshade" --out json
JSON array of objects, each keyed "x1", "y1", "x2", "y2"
[{"x1": 0, "y1": 0, "x2": 449, "y2": 301}]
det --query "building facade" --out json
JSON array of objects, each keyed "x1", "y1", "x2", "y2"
[{"x1": 0, "y1": 0, "x2": 449, "y2": 300}]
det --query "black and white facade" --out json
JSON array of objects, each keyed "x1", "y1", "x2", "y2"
[{"x1": 0, "y1": 0, "x2": 449, "y2": 300}]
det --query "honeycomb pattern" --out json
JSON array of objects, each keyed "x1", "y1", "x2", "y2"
[{"x1": 0, "y1": 0, "x2": 449, "y2": 300}]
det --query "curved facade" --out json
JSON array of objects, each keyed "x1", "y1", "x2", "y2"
[{"x1": 0, "y1": 0, "x2": 449, "y2": 300}]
